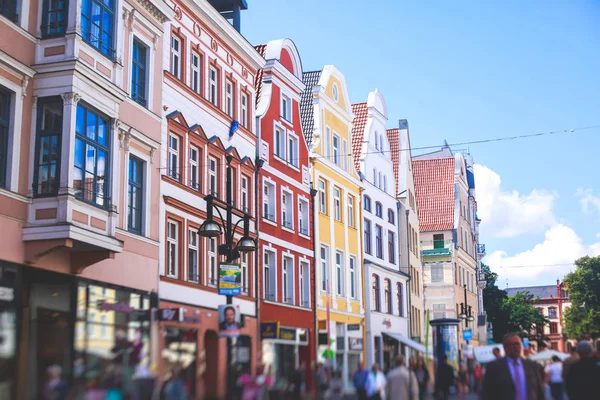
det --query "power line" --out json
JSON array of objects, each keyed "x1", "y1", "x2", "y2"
[{"x1": 491, "y1": 263, "x2": 575, "y2": 269}]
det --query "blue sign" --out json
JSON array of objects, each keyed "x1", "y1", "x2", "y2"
[
  {"x1": 463, "y1": 328, "x2": 473, "y2": 341},
  {"x1": 523, "y1": 338, "x2": 530, "y2": 348},
  {"x1": 260, "y1": 322, "x2": 279, "y2": 339}
]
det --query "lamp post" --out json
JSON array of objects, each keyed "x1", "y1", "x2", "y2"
[{"x1": 197, "y1": 154, "x2": 256, "y2": 399}]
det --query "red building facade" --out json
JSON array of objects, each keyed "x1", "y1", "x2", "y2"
[{"x1": 255, "y1": 39, "x2": 316, "y2": 386}]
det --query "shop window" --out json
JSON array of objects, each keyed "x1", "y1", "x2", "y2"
[
  {"x1": 34, "y1": 98, "x2": 62, "y2": 196},
  {"x1": 168, "y1": 134, "x2": 180, "y2": 181},
  {"x1": 336, "y1": 251, "x2": 344, "y2": 296},
  {"x1": 347, "y1": 195, "x2": 355, "y2": 228},
  {"x1": 42, "y1": 0, "x2": 68, "y2": 38},
  {"x1": 300, "y1": 261, "x2": 310, "y2": 307},
  {"x1": 375, "y1": 225, "x2": 383, "y2": 259},
  {"x1": 263, "y1": 181, "x2": 275, "y2": 222},
  {"x1": 364, "y1": 219, "x2": 372, "y2": 255},
  {"x1": 189, "y1": 146, "x2": 199, "y2": 190},
  {"x1": 167, "y1": 220, "x2": 179, "y2": 277},
  {"x1": 127, "y1": 155, "x2": 144, "y2": 234},
  {"x1": 318, "y1": 179, "x2": 327, "y2": 214},
  {"x1": 397, "y1": 282, "x2": 404, "y2": 317},
  {"x1": 333, "y1": 187, "x2": 341, "y2": 221},
  {"x1": 163, "y1": 326, "x2": 198, "y2": 397},
  {"x1": 298, "y1": 198, "x2": 309, "y2": 235},
  {"x1": 188, "y1": 229, "x2": 199, "y2": 282},
  {"x1": 131, "y1": 39, "x2": 147, "y2": 107},
  {"x1": 207, "y1": 237, "x2": 217, "y2": 286},
  {"x1": 0, "y1": 87, "x2": 10, "y2": 188},
  {"x1": 372, "y1": 274, "x2": 381, "y2": 312},
  {"x1": 320, "y1": 245, "x2": 329, "y2": 292},
  {"x1": 349, "y1": 257, "x2": 357, "y2": 299},
  {"x1": 81, "y1": 0, "x2": 115, "y2": 57},
  {"x1": 283, "y1": 256, "x2": 294, "y2": 304}
]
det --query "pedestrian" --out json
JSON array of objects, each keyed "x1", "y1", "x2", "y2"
[
  {"x1": 414, "y1": 357, "x2": 430, "y2": 400},
  {"x1": 371, "y1": 363, "x2": 387, "y2": 400},
  {"x1": 290, "y1": 362, "x2": 306, "y2": 400},
  {"x1": 492, "y1": 347, "x2": 502, "y2": 359},
  {"x1": 385, "y1": 354, "x2": 418, "y2": 400},
  {"x1": 481, "y1": 332, "x2": 545, "y2": 400},
  {"x1": 473, "y1": 363, "x2": 483, "y2": 393},
  {"x1": 162, "y1": 367, "x2": 187, "y2": 400},
  {"x1": 434, "y1": 356, "x2": 454, "y2": 400},
  {"x1": 561, "y1": 346, "x2": 579, "y2": 382},
  {"x1": 546, "y1": 355, "x2": 564, "y2": 400},
  {"x1": 329, "y1": 370, "x2": 344, "y2": 400},
  {"x1": 457, "y1": 363, "x2": 469, "y2": 400},
  {"x1": 314, "y1": 363, "x2": 328, "y2": 400},
  {"x1": 565, "y1": 340, "x2": 600, "y2": 400},
  {"x1": 43, "y1": 364, "x2": 68, "y2": 400},
  {"x1": 352, "y1": 361, "x2": 375, "y2": 400}
]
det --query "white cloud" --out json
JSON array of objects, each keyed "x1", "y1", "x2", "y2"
[
  {"x1": 484, "y1": 224, "x2": 600, "y2": 286},
  {"x1": 574, "y1": 188, "x2": 600, "y2": 216},
  {"x1": 474, "y1": 164, "x2": 556, "y2": 238}
]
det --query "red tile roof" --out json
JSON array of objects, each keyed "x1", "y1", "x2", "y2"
[
  {"x1": 386, "y1": 128, "x2": 400, "y2": 194},
  {"x1": 350, "y1": 102, "x2": 368, "y2": 172},
  {"x1": 254, "y1": 44, "x2": 267, "y2": 106},
  {"x1": 413, "y1": 157, "x2": 455, "y2": 231}
]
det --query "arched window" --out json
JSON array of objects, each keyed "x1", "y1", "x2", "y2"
[
  {"x1": 364, "y1": 195, "x2": 372, "y2": 212},
  {"x1": 375, "y1": 202, "x2": 383, "y2": 217},
  {"x1": 397, "y1": 282, "x2": 404, "y2": 317},
  {"x1": 388, "y1": 209, "x2": 395, "y2": 224},
  {"x1": 372, "y1": 274, "x2": 381, "y2": 312},
  {"x1": 384, "y1": 278, "x2": 392, "y2": 314}
]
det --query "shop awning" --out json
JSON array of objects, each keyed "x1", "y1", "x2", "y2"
[{"x1": 383, "y1": 332, "x2": 428, "y2": 354}]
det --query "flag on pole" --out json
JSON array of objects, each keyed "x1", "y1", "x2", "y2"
[{"x1": 229, "y1": 120, "x2": 239, "y2": 138}]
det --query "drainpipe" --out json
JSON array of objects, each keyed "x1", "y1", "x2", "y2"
[
  {"x1": 254, "y1": 114, "x2": 264, "y2": 371},
  {"x1": 309, "y1": 181, "x2": 318, "y2": 369},
  {"x1": 405, "y1": 208, "x2": 413, "y2": 349}
]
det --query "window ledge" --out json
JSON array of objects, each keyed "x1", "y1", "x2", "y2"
[
  {"x1": 298, "y1": 233, "x2": 310, "y2": 240},
  {"x1": 262, "y1": 218, "x2": 277, "y2": 227},
  {"x1": 281, "y1": 225, "x2": 295, "y2": 234}
]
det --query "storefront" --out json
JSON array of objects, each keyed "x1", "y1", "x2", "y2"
[
  {"x1": 261, "y1": 323, "x2": 310, "y2": 384},
  {"x1": 0, "y1": 264, "x2": 17, "y2": 400}
]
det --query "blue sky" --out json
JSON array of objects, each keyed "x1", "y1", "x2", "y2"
[{"x1": 242, "y1": 0, "x2": 600, "y2": 287}]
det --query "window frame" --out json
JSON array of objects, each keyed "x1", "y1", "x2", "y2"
[
  {"x1": 332, "y1": 133, "x2": 340, "y2": 166},
  {"x1": 388, "y1": 209, "x2": 395, "y2": 224},
  {"x1": 320, "y1": 245, "x2": 329, "y2": 292},
  {"x1": 375, "y1": 224, "x2": 383, "y2": 259},
  {"x1": 207, "y1": 237, "x2": 217, "y2": 286},
  {"x1": 241, "y1": 252, "x2": 248, "y2": 294},
  {"x1": 131, "y1": 38, "x2": 148, "y2": 107},
  {"x1": 273, "y1": 124, "x2": 286, "y2": 160},
  {"x1": 189, "y1": 145, "x2": 200, "y2": 190},
  {"x1": 324, "y1": 126, "x2": 331, "y2": 158},
  {"x1": 167, "y1": 133, "x2": 180, "y2": 181},
  {"x1": 282, "y1": 255, "x2": 294, "y2": 304},
  {"x1": 127, "y1": 155, "x2": 144, "y2": 235},
  {"x1": 208, "y1": 156, "x2": 218, "y2": 197},
  {"x1": 298, "y1": 197, "x2": 309, "y2": 236},
  {"x1": 42, "y1": 0, "x2": 69, "y2": 38},
  {"x1": 81, "y1": 0, "x2": 116, "y2": 58},
  {"x1": 335, "y1": 251, "x2": 344, "y2": 296},
  {"x1": 188, "y1": 229, "x2": 199, "y2": 282},
  {"x1": 241, "y1": 174, "x2": 249, "y2": 213},
  {"x1": 33, "y1": 97, "x2": 63, "y2": 197},
  {"x1": 225, "y1": 79, "x2": 233, "y2": 117},
  {"x1": 262, "y1": 180, "x2": 276, "y2": 222},
  {"x1": 240, "y1": 91, "x2": 248, "y2": 128},
  {"x1": 347, "y1": 195, "x2": 354, "y2": 228},
  {"x1": 281, "y1": 189, "x2": 293, "y2": 229},
  {"x1": 300, "y1": 260, "x2": 310, "y2": 307},
  {"x1": 375, "y1": 202, "x2": 382, "y2": 218},
  {"x1": 281, "y1": 93, "x2": 291, "y2": 122},
  {"x1": 363, "y1": 195, "x2": 371, "y2": 212},
  {"x1": 384, "y1": 278, "x2": 392, "y2": 314},
  {"x1": 397, "y1": 282, "x2": 404, "y2": 317},
  {"x1": 372, "y1": 274, "x2": 381, "y2": 312},
  {"x1": 190, "y1": 51, "x2": 202, "y2": 94},
  {"x1": 349, "y1": 256, "x2": 357, "y2": 299},
  {"x1": 333, "y1": 187, "x2": 341, "y2": 222},
  {"x1": 287, "y1": 130, "x2": 299, "y2": 167},
  {"x1": 388, "y1": 231, "x2": 395, "y2": 264},
  {"x1": 431, "y1": 264, "x2": 444, "y2": 283},
  {"x1": 209, "y1": 66, "x2": 219, "y2": 107},
  {"x1": 364, "y1": 219, "x2": 372, "y2": 255},
  {"x1": 318, "y1": 179, "x2": 326, "y2": 214},
  {"x1": 0, "y1": 87, "x2": 11, "y2": 189},
  {"x1": 167, "y1": 220, "x2": 179, "y2": 278}
]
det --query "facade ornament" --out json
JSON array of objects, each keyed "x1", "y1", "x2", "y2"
[
  {"x1": 193, "y1": 22, "x2": 201, "y2": 37},
  {"x1": 149, "y1": 148, "x2": 155, "y2": 164},
  {"x1": 242, "y1": 67, "x2": 248, "y2": 79},
  {"x1": 174, "y1": 5, "x2": 182, "y2": 20},
  {"x1": 227, "y1": 53, "x2": 234, "y2": 66},
  {"x1": 153, "y1": 34, "x2": 159, "y2": 50},
  {"x1": 21, "y1": 76, "x2": 29, "y2": 97},
  {"x1": 128, "y1": 9, "x2": 136, "y2": 30},
  {"x1": 60, "y1": 92, "x2": 81, "y2": 105},
  {"x1": 210, "y1": 38, "x2": 218, "y2": 52}
]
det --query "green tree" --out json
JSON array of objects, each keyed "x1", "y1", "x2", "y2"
[
  {"x1": 481, "y1": 263, "x2": 510, "y2": 342},
  {"x1": 563, "y1": 256, "x2": 600, "y2": 338},
  {"x1": 502, "y1": 291, "x2": 549, "y2": 335}
]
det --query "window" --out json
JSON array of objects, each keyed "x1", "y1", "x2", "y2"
[
  {"x1": 550, "y1": 322, "x2": 558, "y2": 334},
  {"x1": 363, "y1": 195, "x2": 371, "y2": 212},
  {"x1": 347, "y1": 196, "x2": 355, "y2": 228},
  {"x1": 288, "y1": 133, "x2": 298, "y2": 167},
  {"x1": 241, "y1": 175, "x2": 249, "y2": 212},
  {"x1": 281, "y1": 191, "x2": 293, "y2": 229},
  {"x1": 318, "y1": 179, "x2": 326, "y2": 214},
  {"x1": 332, "y1": 134, "x2": 340, "y2": 165},
  {"x1": 241, "y1": 252, "x2": 248, "y2": 294},
  {"x1": 349, "y1": 257, "x2": 357, "y2": 299},
  {"x1": 397, "y1": 282, "x2": 404, "y2": 317},
  {"x1": 262, "y1": 181, "x2": 275, "y2": 221},
  {"x1": 320, "y1": 246, "x2": 329, "y2": 292},
  {"x1": 372, "y1": 275, "x2": 380, "y2": 312},
  {"x1": 333, "y1": 187, "x2": 341, "y2": 221},
  {"x1": 240, "y1": 92, "x2": 248, "y2": 128},
  {"x1": 167, "y1": 220, "x2": 178, "y2": 277},
  {"x1": 388, "y1": 209, "x2": 395, "y2": 224},
  {"x1": 373, "y1": 168, "x2": 377, "y2": 186},
  {"x1": 207, "y1": 237, "x2": 217, "y2": 285},
  {"x1": 325, "y1": 127, "x2": 331, "y2": 158},
  {"x1": 433, "y1": 303, "x2": 446, "y2": 320},
  {"x1": 549, "y1": 308, "x2": 558, "y2": 319},
  {"x1": 42, "y1": 0, "x2": 68, "y2": 37},
  {"x1": 127, "y1": 156, "x2": 144, "y2": 234},
  {"x1": 264, "y1": 251, "x2": 276, "y2": 300},
  {"x1": 380, "y1": 134, "x2": 385, "y2": 153},
  {"x1": 282, "y1": 256, "x2": 291, "y2": 304},
  {"x1": 208, "y1": 156, "x2": 218, "y2": 196},
  {"x1": 167, "y1": 134, "x2": 179, "y2": 180},
  {"x1": 342, "y1": 139, "x2": 348, "y2": 171},
  {"x1": 378, "y1": 172, "x2": 382, "y2": 189},
  {"x1": 433, "y1": 234, "x2": 445, "y2": 249},
  {"x1": 188, "y1": 230, "x2": 199, "y2": 282},
  {"x1": 384, "y1": 279, "x2": 392, "y2": 314},
  {"x1": 335, "y1": 251, "x2": 343, "y2": 296},
  {"x1": 300, "y1": 261, "x2": 310, "y2": 307},
  {"x1": 209, "y1": 67, "x2": 218, "y2": 106},
  {"x1": 100, "y1": 314, "x2": 107, "y2": 338},
  {"x1": 431, "y1": 264, "x2": 443, "y2": 282},
  {"x1": 274, "y1": 126, "x2": 285, "y2": 159},
  {"x1": 131, "y1": 39, "x2": 147, "y2": 106},
  {"x1": 375, "y1": 133, "x2": 379, "y2": 150},
  {"x1": 388, "y1": 231, "x2": 395, "y2": 264},
  {"x1": 375, "y1": 225, "x2": 383, "y2": 259},
  {"x1": 364, "y1": 219, "x2": 372, "y2": 255},
  {"x1": 298, "y1": 198, "x2": 309, "y2": 235},
  {"x1": 375, "y1": 202, "x2": 382, "y2": 218},
  {"x1": 225, "y1": 80, "x2": 233, "y2": 117},
  {"x1": 34, "y1": 98, "x2": 62, "y2": 196},
  {"x1": 88, "y1": 311, "x2": 96, "y2": 338},
  {"x1": 0, "y1": 88, "x2": 10, "y2": 188},
  {"x1": 281, "y1": 94, "x2": 291, "y2": 121},
  {"x1": 332, "y1": 83, "x2": 339, "y2": 102},
  {"x1": 187, "y1": 146, "x2": 199, "y2": 190},
  {"x1": 191, "y1": 52, "x2": 201, "y2": 94},
  {"x1": 74, "y1": 103, "x2": 111, "y2": 207},
  {"x1": 383, "y1": 175, "x2": 387, "y2": 193},
  {"x1": 0, "y1": 0, "x2": 17, "y2": 22},
  {"x1": 81, "y1": 0, "x2": 115, "y2": 57}
]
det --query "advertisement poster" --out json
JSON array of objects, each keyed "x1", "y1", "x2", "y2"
[
  {"x1": 218, "y1": 304, "x2": 241, "y2": 337},
  {"x1": 218, "y1": 263, "x2": 241, "y2": 296},
  {"x1": 432, "y1": 323, "x2": 459, "y2": 374}
]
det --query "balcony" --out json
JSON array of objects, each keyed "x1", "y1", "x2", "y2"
[
  {"x1": 478, "y1": 244, "x2": 486, "y2": 256},
  {"x1": 420, "y1": 239, "x2": 453, "y2": 258}
]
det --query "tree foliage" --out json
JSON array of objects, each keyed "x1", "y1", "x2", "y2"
[
  {"x1": 503, "y1": 291, "x2": 548, "y2": 334},
  {"x1": 563, "y1": 256, "x2": 600, "y2": 338}
]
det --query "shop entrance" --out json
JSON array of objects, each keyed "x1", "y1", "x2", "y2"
[
  {"x1": 163, "y1": 327, "x2": 197, "y2": 399},
  {"x1": 203, "y1": 330, "x2": 219, "y2": 399}
]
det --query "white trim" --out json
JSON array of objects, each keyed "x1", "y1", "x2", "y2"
[
  {"x1": 282, "y1": 253, "x2": 295, "y2": 305},
  {"x1": 166, "y1": 219, "x2": 179, "y2": 278},
  {"x1": 263, "y1": 246, "x2": 278, "y2": 302},
  {"x1": 0, "y1": 50, "x2": 36, "y2": 78},
  {"x1": 0, "y1": 76, "x2": 23, "y2": 191},
  {"x1": 124, "y1": 147, "x2": 152, "y2": 237},
  {"x1": 115, "y1": 228, "x2": 159, "y2": 245},
  {"x1": 22, "y1": 224, "x2": 123, "y2": 252},
  {"x1": 0, "y1": 187, "x2": 30, "y2": 203},
  {"x1": 129, "y1": 32, "x2": 155, "y2": 109}
]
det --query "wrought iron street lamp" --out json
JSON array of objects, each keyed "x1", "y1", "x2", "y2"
[
  {"x1": 459, "y1": 284, "x2": 474, "y2": 327},
  {"x1": 197, "y1": 154, "x2": 255, "y2": 398}
]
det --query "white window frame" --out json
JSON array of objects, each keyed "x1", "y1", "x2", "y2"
[
  {"x1": 431, "y1": 264, "x2": 444, "y2": 283},
  {"x1": 191, "y1": 52, "x2": 200, "y2": 94},
  {"x1": 168, "y1": 134, "x2": 179, "y2": 180},
  {"x1": 373, "y1": 168, "x2": 377, "y2": 186},
  {"x1": 320, "y1": 245, "x2": 329, "y2": 292},
  {"x1": 318, "y1": 179, "x2": 326, "y2": 214},
  {"x1": 332, "y1": 133, "x2": 340, "y2": 165},
  {"x1": 188, "y1": 229, "x2": 199, "y2": 282},
  {"x1": 349, "y1": 256, "x2": 357, "y2": 299},
  {"x1": 225, "y1": 79, "x2": 233, "y2": 117},
  {"x1": 281, "y1": 189, "x2": 294, "y2": 230},
  {"x1": 283, "y1": 255, "x2": 294, "y2": 305},
  {"x1": 298, "y1": 197, "x2": 309, "y2": 236},
  {"x1": 378, "y1": 171, "x2": 382, "y2": 189},
  {"x1": 300, "y1": 260, "x2": 310, "y2": 307},
  {"x1": 264, "y1": 249, "x2": 277, "y2": 301},
  {"x1": 383, "y1": 175, "x2": 387, "y2": 193},
  {"x1": 333, "y1": 187, "x2": 341, "y2": 221},
  {"x1": 281, "y1": 94, "x2": 291, "y2": 122},
  {"x1": 208, "y1": 237, "x2": 217, "y2": 286},
  {"x1": 241, "y1": 175, "x2": 249, "y2": 212},
  {"x1": 189, "y1": 145, "x2": 199, "y2": 190},
  {"x1": 335, "y1": 251, "x2": 344, "y2": 296},
  {"x1": 209, "y1": 66, "x2": 218, "y2": 106},
  {"x1": 167, "y1": 220, "x2": 178, "y2": 278},
  {"x1": 274, "y1": 124, "x2": 286, "y2": 160},
  {"x1": 287, "y1": 131, "x2": 299, "y2": 167},
  {"x1": 170, "y1": 36, "x2": 181, "y2": 78},
  {"x1": 347, "y1": 195, "x2": 354, "y2": 228},
  {"x1": 208, "y1": 156, "x2": 217, "y2": 196},
  {"x1": 263, "y1": 180, "x2": 276, "y2": 222},
  {"x1": 241, "y1": 92, "x2": 248, "y2": 127},
  {"x1": 375, "y1": 132, "x2": 379, "y2": 150},
  {"x1": 241, "y1": 252, "x2": 249, "y2": 295}
]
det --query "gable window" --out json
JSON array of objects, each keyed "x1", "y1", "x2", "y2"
[
  {"x1": 188, "y1": 230, "x2": 199, "y2": 282},
  {"x1": 225, "y1": 80, "x2": 233, "y2": 117},
  {"x1": 208, "y1": 156, "x2": 218, "y2": 197},
  {"x1": 388, "y1": 231, "x2": 395, "y2": 264},
  {"x1": 375, "y1": 202, "x2": 382, "y2": 218},
  {"x1": 281, "y1": 190, "x2": 293, "y2": 229},
  {"x1": 42, "y1": 0, "x2": 68, "y2": 37},
  {"x1": 207, "y1": 237, "x2": 217, "y2": 285},
  {"x1": 336, "y1": 251, "x2": 344, "y2": 296},
  {"x1": 287, "y1": 132, "x2": 299, "y2": 167},
  {"x1": 167, "y1": 134, "x2": 179, "y2": 180},
  {"x1": 380, "y1": 134, "x2": 385, "y2": 153},
  {"x1": 349, "y1": 257, "x2": 357, "y2": 299},
  {"x1": 372, "y1": 274, "x2": 381, "y2": 312},
  {"x1": 191, "y1": 52, "x2": 201, "y2": 94},
  {"x1": 189, "y1": 146, "x2": 199, "y2": 190},
  {"x1": 363, "y1": 195, "x2": 371, "y2": 212},
  {"x1": 333, "y1": 187, "x2": 341, "y2": 221},
  {"x1": 131, "y1": 39, "x2": 147, "y2": 106},
  {"x1": 274, "y1": 126, "x2": 285, "y2": 159},
  {"x1": 74, "y1": 103, "x2": 111, "y2": 207},
  {"x1": 241, "y1": 252, "x2": 248, "y2": 294},
  {"x1": 431, "y1": 264, "x2": 443, "y2": 282},
  {"x1": 127, "y1": 155, "x2": 144, "y2": 234},
  {"x1": 332, "y1": 83, "x2": 339, "y2": 102},
  {"x1": 240, "y1": 92, "x2": 248, "y2": 128},
  {"x1": 375, "y1": 133, "x2": 379, "y2": 150},
  {"x1": 388, "y1": 209, "x2": 395, "y2": 224},
  {"x1": 384, "y1": 278, "x2": 392, "y2": 314},
  {"x1": 298, "y1": 199, "x2": 309, "y2": 235},
  {"x1": 170, "y1": 36, "x2": 181, "y2": 78},
  {"x1": 241, "y1": 175, "x2": 249, "y2": 212},
  {"x1": 283, "y1": 256, "x2": 294, "y2": 304},
  {"x1": 347, "y1": 196, "x2": 355, "y2": 228},
  {"x1": 397, "y1": 282, "x2": 404, "y2": 317},
  {"x1": 378, "y1": 172, "x2": 382, "y2": 189},
  {"x1": 281, "y1": 94, "x2": 291, "y2": 122},
  {"x1": 325, "y1": 127, "x2": 331, "y2": 158},
  {"x1": 0, "y1": 88, "x2": 9, "y2": 188},
  {"x1": 320, "y1": 245, "x2": 329, "y2": 292},
  {"x1": 318, "y1": 179, "x2": 326, "y2": 214},
  {"x1": 332, "y1": 134, "x2": 340, "y2": 165},
  {"x1": 364, "y1": 219, "x2": 372, "y2": 255},
  {"x1": 375, "y1": 225, "x2": 383, "y2": 259},
  {"x1": 264, "y1": 251, "x2": 276, "y2": 301},
  {"x1": 167, "y1": 220, "x2": 178, "y2": 277},
  {"x1": 81, "y1": 0, "x2": 115, "y2": 57},
  {"x1": 300, "y1": 261, "x2": 310, "y2": 307},
  {"x1": 262, "y1": 181, "x2": 275, "y2": 222},
  {"x1": 34, "y1": 98, "x2": 62, "y2": 196},
  {"x1": 209, "y1": 67, "x2": 218, "y2": 106}
]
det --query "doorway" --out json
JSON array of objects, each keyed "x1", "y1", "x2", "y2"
[{"x1": 203, "y1": 330, "x2": 219, "y2": 400}]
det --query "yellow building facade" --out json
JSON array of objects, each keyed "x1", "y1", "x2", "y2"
[{"x1": 300, "y1": 65, "x2": 364, "y2": 392}]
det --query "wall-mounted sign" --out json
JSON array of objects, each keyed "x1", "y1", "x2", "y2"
[
  {"x1": 218, "y1": 263, "x2": 242, "y2": 296},
  {"x1": 463, "y1": 328, "x2": 473, "y2": 341},
  {"x1": 98, "y1": 300, "x2": 136, "y2": 313},
  {"x1": 158, "y1": 307, "x2": 184, "y2": 322},
  {"x1": 347, "y1": 324, "x2": 361, "y2": 331},
  {"x1": 260, "y1": 322, "x2": 279, "y2": 339},
  {"x1": 382, "y1": 319, "x2": 392, "y2": 328},
  {"x1": 348, "y1": 337, "x2": 364, "y2": 351},
  {"x1": 279, "y1": 327, "x2": 297, "y2": 341}
]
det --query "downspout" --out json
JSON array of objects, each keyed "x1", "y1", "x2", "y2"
[
  {"x1": 404, "y1": 207, "x2": 413, "y2": 347},
  {"x1": 310, "y1": 179, "x2": 319, "y2": 368},
  {"x1": 254, "y1": 118, "x2": 263, "y2": 368}
]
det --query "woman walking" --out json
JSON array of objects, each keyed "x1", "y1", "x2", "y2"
[{"x1": 546, "y1": 356, "x2": 565, "y2": 400}]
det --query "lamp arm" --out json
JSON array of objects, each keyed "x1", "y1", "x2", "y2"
[
  {"x1": 212, "y1": 205, "x2": 226, "y2": 228},
  {"x1": 231, "y1": 217, "x2": 246, "y2": 239}
]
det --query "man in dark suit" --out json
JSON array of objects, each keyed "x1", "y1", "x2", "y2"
[{"x1": 481, "y1": 332, "x2": 545, "y2": 400}]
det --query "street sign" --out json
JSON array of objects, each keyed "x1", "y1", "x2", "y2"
[
  {"x1": 523, "y1": 338, "x2": 530, "y2": 348},
  {"x1": 463, "y1": 328, "x2": 473, "y2": 341}
]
